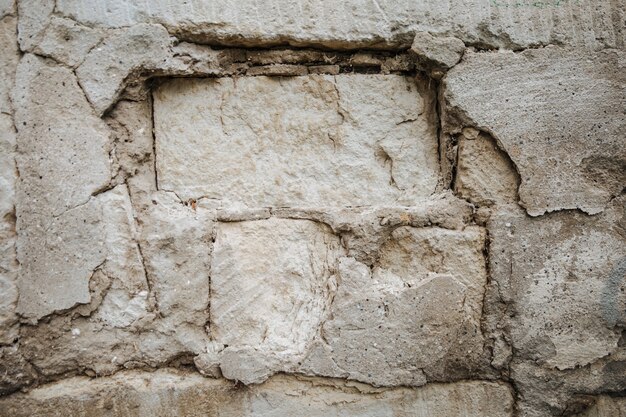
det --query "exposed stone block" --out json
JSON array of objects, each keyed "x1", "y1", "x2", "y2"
[
  {"x1": 55, "y1": 0, "x2": 624, "y2": 50},
  {"x1": 154, "y1": 74, "x2": 439, "y2": 207},
  {"x1": 209, "y1": 218, "x2": 343, "y2": 382}
]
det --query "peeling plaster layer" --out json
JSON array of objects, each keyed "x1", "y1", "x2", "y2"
[
  {"x1": 443, "y1": 47, "x2": 626, "y2": 216},
  {"x1": 12, "y1": 54, "x2": 113, "y2": 321}
]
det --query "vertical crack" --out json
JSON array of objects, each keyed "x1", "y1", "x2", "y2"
[{"x1": 149, "y1": 89, "x2": 160, "y2": 191}]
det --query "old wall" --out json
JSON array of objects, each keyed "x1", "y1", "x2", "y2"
[{"x1": 0, "y1": 1, "x2": 624, "y2": 416}]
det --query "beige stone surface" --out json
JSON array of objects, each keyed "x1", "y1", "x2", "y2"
[
  {"x1": 33, "y1": 16, "x2": 103, "y2": 68},
  {"x1": 76, "y1": 24, "x2": 177, "y2": 115},
  {"x1": 0, "y1": 14, "x2": 18, "y2": 345},
  {"x1": 0, "y1": 14, "x2": 18, "y2": 114},
  {"x1": 13, "y1": 53, "x2": 111, "y2": 218},
  {"x1": 2, "y1": 1, "x2": 625, "y2": 415},
  {"x1": 15, "y1": 184, "x2": 146, "y2": 323},
  {"x1": 302, "y1": 226, "x2": 489, "y2": 386},
  {"x1": 209, "y1": 218, "x2": 343, "y2": 383},
  {"x1": 55, "y1": 0, "x2": 624, "y2": 50},
  {"x1": 154, "y1": 74, "x2": 439, "y2": 207},
  {"x1": 16, "y1": 0, "x2": 54, "y2": 50},
  {"x1": 444, "y1": 47, "x2": 626, "y2": 216},
  {"x1": 455, "y1": 129, "x2": 519, "y2": 207},
  {"x1": 0, "y1": 369, "x2": 515, "y2": 417}
]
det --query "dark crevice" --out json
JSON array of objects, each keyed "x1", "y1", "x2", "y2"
[{"x1": 148, "y1": 88, "x2": 159, "y2": 191}]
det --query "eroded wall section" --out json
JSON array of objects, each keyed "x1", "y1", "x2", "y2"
[{"x1": 0, "y1": 1, "x2": 624, "y2": 416}]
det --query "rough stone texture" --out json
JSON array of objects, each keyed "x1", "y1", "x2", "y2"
[
  {"x1": 0, "y1": 0, "x2": 14, "y2": 18},
  {"x1": 76, "y1": 23, "x2": 179, "y2": 115},
  {"x1": 490, "y1": 200, "x2": 626, "y2": 369},
  {"x1": 54, "y1": 0, "x2": 625, "y2": 50},
  {"x1": 16, "y1": 0, "x2": 54, "y2": 51},
  {"x1": 0, "y1": 369, "x2": 515, "y2": 417},
  {"x1": 577, "y1": 396, "x2": 626, "y2": 416},
  {"x1": 2, "y1": 2, "x2": 625, "y2": 416},
  {"x1": 13, "y1": 54, "x2": 112, "y2": 320},
  {"x1": 300, "y1": 226, "x2": 490, "y2": 386},
  {"x1": 0, "y1": 12, "x2": 19, "y2": 346},
  {"x1": 444, "y1": 47, "x2": 626, "y2": 216},
  {"x1": 33, "y1": 16, "x2": 103, "y2": 68},
  {"x1": 455, "y1": 129, "x2": 520, "y2": 207},
  {"x1": 410, "y1": 31, "x2": 465, "y2": 77},
  {"x1": 154, "y1": 74, "x2": 439, "y2": 207},
  {"x1": 0, "y1": 14, "x2": 18, "y2": 114},
  {"x1": 211, "y1": 219, "x2": 341, "y2": 370}
]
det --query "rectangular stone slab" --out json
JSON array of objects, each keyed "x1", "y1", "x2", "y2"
[{"x1": 153, "y1": 74, "x2": 439, "y2": 208}]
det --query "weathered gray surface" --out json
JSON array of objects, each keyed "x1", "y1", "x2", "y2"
[
  {"x1": 302, "y1": 227, "x2": 489, "y2": 386},
  {"x1": 489, "y1": 199, "x2": 626, "y2": 370},
  {"x1": 33, "y1": 16, "x2": 103, "y2": 67},
  {"x1": 154, "y1": 75, "x2": 439, "y2": 207},
  {"x1": 444, "y1": 47, "x2": 626, "y2": 216},
  {"x1": 488, "y1": 197, "x2": 626, "y2": 416},
  {"x1": 76, "y1": 24, "x2": 177, "y2": 115},
  {"x1": 12, "y1": 54, "x2": 113, "y2": 320},
  {"x1": 16, "y1": 0, "x2": 54, "y2": 50}
]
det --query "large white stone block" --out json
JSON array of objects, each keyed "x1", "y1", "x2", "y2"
[
  {"x1": 211, "y1": 218, "x2": 343, "y2": 357},
  {"x1": 154, "y1": 74, "x2": 439, "y2": 208}
]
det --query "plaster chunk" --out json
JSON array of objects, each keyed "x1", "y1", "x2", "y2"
[
  {"x1": 0, "y1": 370, "x2": 515, "y2": 417},
  {"x1": 136, "y1": 191, "x2": 213, "y2": 325},
  {"x1": 154, "y1": 74, "x2": 439, "y2": 207},
  {"x1": 489, "y1": 198, "x2": 626, "y2": 371},
  {"x1": 210, "y1": 218, "x2": 343, "y2": 374},
  {"x1": 455, "y1": 130, "x2": 520, "y2": 207},
  {"x1": 303, "y1": 226, "x2": 488, "y2": 386},
  {"x1": 444, "y1": 47, "x2": 626, "y2": 216},
  {"x1": 12, "y1": 54, "x2": 113, "y2": 320},
  {"x1": 410, "y1": 32, "x2": 465, "y2": 75},
  {"x1": 16, "y1": 185, "x2": 145, "y2": 321}
]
